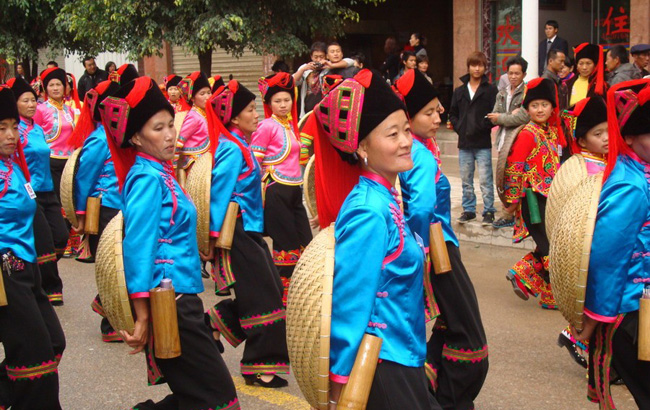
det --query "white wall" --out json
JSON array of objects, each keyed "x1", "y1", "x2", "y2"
[{"x1": 64, "y1": 52, "x2": 136, "y2": 80}]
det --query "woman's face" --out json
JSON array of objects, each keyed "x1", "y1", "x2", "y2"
[
  {"x1": 0, "y1": 118, "x2": 18, "y2": 158},
  {"x1": 625, "y1": 133, "x2": 650, "y2": 163},
  {"x1": 577, "y1": 58, "x2": 595, "y2": 78},
  {"x1": 409, "y1": 34, "x2": 420, "y2": 47},
  {"x1": 230, "y1": 100, "x2": 259, "y2": 137},
  {"x1": 526, "y1": 99, "x2": 553, "y2": 125},
  {"x1": 167, "y1": 86, "x2": 180, "y2": 103},
  {"x1": 131, "y1": 110, "x2": 177, "y2": 161},
  {"x1": 357, "y1": 110, "x2": 413, "y2": 179},
  {"x1": 192, "y1": 87, "x2": 211, "y2": 109},
  {"x1": 16, "y1": 92, "x2": 37, "y2": 119},
  {"x1": 411, "y1": 98, "x2": 442, "y2": 139},
  {"x1": 560, "y1": 64, "x2": 573, "y2": 79},
  {"x1": 578, "y1": 122, "x2": 608, "y2": 154},
  {"x1": 108, "y1": 64, "x2": 116, "y2": 73},
  {"x1": 47, "y1": 79, "x2": 64, "y2": 101},
  {"x1": 417, "y1": 60, "x2": 429, "y2": 73},
  {"x1": 270, "y1": 91, "x2": 293, "y2": 118}
]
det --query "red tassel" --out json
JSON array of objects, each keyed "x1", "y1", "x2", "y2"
[{"x1": 68, "y1": 95, "x2": 96, "y2": 149}]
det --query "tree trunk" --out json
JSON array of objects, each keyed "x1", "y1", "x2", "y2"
[{"x1": 198, "y1": 49, "x2": 213, "y2": 76}]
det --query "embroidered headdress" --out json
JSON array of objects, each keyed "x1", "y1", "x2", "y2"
[
  {"x1": 69, "y1": 80, "x2": 121, "y2": 149},
  {"x1": 179, "y1": 71, "x2": 210, "y2": 104},
  {"x1": 394, "y1": 68, "x2": 439, "y2": 119},
  {"x1": 573, "y1": 42, "x2": 606, "y2": 96}
]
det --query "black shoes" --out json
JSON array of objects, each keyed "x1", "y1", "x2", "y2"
[
  {"x1": 556, "y1": 333, "x2": 588, "y2": 369},
  {"x1": 457, "y1": 212, "x2": 476, "y2": 224},
  {"x1": 492, "y1": 216, "x2": 515, "y2": 229},
  {"x1": 482, "y1": 212, "x2": 495, "y2": 226},
  {"x1": 243, "y1": 374, "x2": 288, "y2": 388}
]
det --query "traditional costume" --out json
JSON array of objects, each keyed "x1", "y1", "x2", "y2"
[
  {"x1": 0, "y1": 85, "x2": 65, "y2": 410},
  {"x1": 581, "y1": 79, "x2": 650, "y2": 409},
  {"x1": 505, "y1": 78, "x2": 564, "y2": 309},
  {"x1": 251, "y1": 72, "x2": 312, "y2": 305},
  {"x1": 210, "y1": 75, "x2": 225, "y2": 94},
  {"x1": 69, "y1": 79, "x2": 123, "y2": 341},
  {"x1": 10, "y1": 75, "x2": 70, "y2": 304},
  {"x1": 164, "y1": 75, "x2": 190, "y2": 114},
  {"x1": 102, "y1": 76, "x2": 239, "y2": 410},
  {"x1": 306, "y1": 69, "x2": 441, "y2": 410},
  {"x1": 395, "y1": 69, "x2": 488, "y2": 410},
  {"x1": 33, "y1": 68, "x2": 75, "y2": 199},
  {"x1": 114, "y1": 64, "x2": 139, "y2": 86},
  {"x1": 567, "y1": 43, "x2": 606, "y2": 108},
  {"x1": 175, "y1": 71, "x2": 211, "y2": 171},
  {"x1": 204, "y1": 80, "x2": 290, "y2": 386}
]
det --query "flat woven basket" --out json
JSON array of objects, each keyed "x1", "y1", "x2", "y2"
[
  {"x1": 174, "y1": 110, "x2": 188, "y2": 135},
  {"x1": 546, "y1": 155, "x2": 588, "y2": 241},
  {"x1": 184, "y1": 152, "x2": 212, "y2": 256},
  {"x1": 495, "y1": 124, "x2": 525, "y2": 205},
  {"x1": 95, "y1": 212, "x2": 135, "y2": 334},
  {"x1": 303, "y1": 155, "x2": 317, "y2": 218},
  {"x1": 286, "y1": 225, "x2": 334, "y2": 410},
  {"x1": 548, "y1": 171, "x2": 603, "y2": 332},
  {"x1": 60, "y1": 147, "x2": 82, "y2": 227}
]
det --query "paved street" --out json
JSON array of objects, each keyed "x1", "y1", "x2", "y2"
[{"x1": 50, "y1": 239, "x2": 637, "y2": 410}]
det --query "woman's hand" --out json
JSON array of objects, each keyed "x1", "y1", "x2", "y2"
[
  {"x1": 309, "y1": 216, "x2": 320, "y2": 229},
  {"x1": 120, "y1": 298, "x2": 150, "y2": 354},
  {"x1": 328, "y1": 381, "x2": 344, "y2": 410},
  {"x1": 199, "y1": 238, "x2": 217, "y2": 262},
  {"x1": 74, "y1": 215, "x2": 85, "y2": 235},
  {"x1": 571, "y1": 315, "x2": 599, "y2": 343}
]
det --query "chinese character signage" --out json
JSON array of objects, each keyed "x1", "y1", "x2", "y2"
[
  {"x1": 596, "y1": 0, "x2": 630, "y2": 48},
  {"x1": 494, "y1": 0, "x2": 522, "y2": 78}
]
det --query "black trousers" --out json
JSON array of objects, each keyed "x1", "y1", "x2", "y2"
[
  {"x1": 208, "y1": 219, "x2": 289, "y2": 375},
  {"x1": 134, "y1": 295, "x2": 239, "y2": 410},
  {"x1": 35, "y1": 191, "x2": 69, "y2": 301},
  {"x1": 48, "y1": 158, "x2": 67, "y2": 205},
  {"x1": 0, "y1": 261, "x2": 65, "y2": 410},
  {"x1": 366, "y1": 361, "x2": 442, "y2": 410},
  {"x1": 89, "y1": 206, "x2": 121, "y2": 337},
  {"x1": 589, "y1": 312, "x2": 650, "y2": 410},
  {"x1": 264, "y1": 182, "x2": 312, "y2": 279},
  {"x1": 521, "y1": 192, "x2": 549, "y2": 262},
  {"x1": 427, "y1": 244, "x2": 488, "y2": 410}
]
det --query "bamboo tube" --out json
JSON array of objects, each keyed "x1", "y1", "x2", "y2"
[
  {"x1": 150, "y1": 280, "x2": 181, "y2": 359},
  {"x1": 0, "y1": 272, "x2": 7, "y2": 306},
  {"x1": 524, "y1": 188, "x2": 541, "y2": 224},
  {"x1": 85, "y1": 196, "x2": 102, "y2": 235},
  {"x1": 429, "y1": 222, "x2": 451, "y2": 274},
  {"x1": 337, "y1": 334, "x2": 382, "y2": 410},
  {"x1": 639, "y1": 296, "x2": 650, "y2": 361},
  {"x1": 215, "y1": 202, "x2": 239, "y2": 250}
]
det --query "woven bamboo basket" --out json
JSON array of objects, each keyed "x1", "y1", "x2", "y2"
[
  {"x1": 286, "y1": 225, "x2": 335, "y2": 410},
  {"x1": 184, "y1": 152, "x2": 212, "y2": 256},
  {"x1": 548, "y1": 172, "x2": 603, "y2": 332},
  {"x1": 95, "y1": 212, "x2": 135, "y2": 334},
  {"x1": 546, "y1": 155, "x2": 588, "y2": 241},
  {"x1": 495, "y1": 124, "x2": 525, "y2": 205},
  {"x1": 174, "y1": 110, "x2": 188, "y2": 135},
  {"x1": 303, "y1": 155, "x2": 318, "y2": 218},
  {"x1": 60, "y1": 147, "x2": 82, "y2": 227}
]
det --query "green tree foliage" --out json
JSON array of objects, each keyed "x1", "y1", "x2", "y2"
[{"x1": 56, "y1": 0, "x2": 378, "y2": 74}]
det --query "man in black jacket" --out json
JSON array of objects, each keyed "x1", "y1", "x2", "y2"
[
  {"x1": 77, "y1": 56, "x2": 108, "y2": 101},
  {"x1": 537, "y1": 20, "x2": 569, "y2": 76},
  {"x1": 449, "y1": 51, "x2": 498, "y2": 225}
]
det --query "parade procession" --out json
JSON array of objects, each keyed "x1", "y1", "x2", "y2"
[{"x1": 0, "y1": 0, "x2": 650, "y2": 409}]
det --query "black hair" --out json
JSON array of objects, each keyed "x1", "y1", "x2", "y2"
[
  {"x1": 311, "y1": 42, "x2": 327, "y2": 55},
  {"x1": 402, "y1": 51, "x2": 416, "y2": 64},
  {"x1": 46, "y1": 61, "x2": 58, "y2": 67},
  {"x1": 411, "y1": 32, "x2": 424, "y2": 42},
  {"x1": 327, "y1": 42, "x2": 342, "y2": 52},
  {"x1": 271, "y1": 60, "x2": 291, "y2": 73},
  {"x1": 545, "y1": 20, "x2": 559, "y2": 30},
  {"x1": 608, "y1": 45, "x2": 629, "y2": 64},
  {"x1": 564, "y1": 55, "x2": 575, "y2": 68},
  {"x1": 547, "y1": 48, "x2": 566, "y2": 64},
  {"x1": 351, "y1": 53, "x2": 366, "y2": 67},
  {"x1": 506, "y1": 56, "x2": 528, "y2": 73},
  {"x1": 105, "y1": 61, "x2": 116, "y2": 72},
  {"x1": 416, "y1": 55, "x2": 429, "y2": 64},
  {"x1": 82, "y1": 56, "x2": 95, "y2": 65}
]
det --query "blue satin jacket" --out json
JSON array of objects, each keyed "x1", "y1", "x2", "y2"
[
  {"x1": 585, "y1": 154, "x2": 650, "y2": 322},
  {"x1": 75, "y1": 125, "x2": 121, "y2": 212},
  {"x1": 399, "y1": 137, "x2": 459, "y2": 248},
  {"x1": 0, "y1": 160, "x2": 37, "y2": 263},
  {"x1": 330, "y1": 174, "x2": 427, "y2": 382},
  {"x1": 19, "y1": 117, "x2": 53, "y2": 193},
  {"x1": 122, "y1": 154, "x2": 203, "y2": 297},
  {"x1": 209, "y1": 129, "x2": 264, "y2": 236}
]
